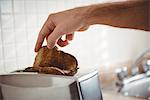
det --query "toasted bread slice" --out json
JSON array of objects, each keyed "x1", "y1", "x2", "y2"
[
  {"x1": 23, "y1": 67, "x2": 65, "y2": 75},
  {"x1": 38, "y1": 67, "x2": 65, "y2": 75},
  {"x1": 39, "y1": 67, "x2": 65, "y2": 75},
  {"x1": 33, "y1": 46, "x2": 78, "y2": 75}
]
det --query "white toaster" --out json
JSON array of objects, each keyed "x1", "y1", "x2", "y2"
[{"x1": 0, "y1": 71, "x2": 103, "y2": 100}]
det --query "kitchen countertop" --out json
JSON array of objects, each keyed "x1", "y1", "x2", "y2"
[{"x1": 102, "y1": 90, "x2": 146, "y2": 100}]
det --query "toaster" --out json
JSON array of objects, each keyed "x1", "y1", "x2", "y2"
[{"x1": 0, "y1": 70, "x2": 103, "y2": 100}]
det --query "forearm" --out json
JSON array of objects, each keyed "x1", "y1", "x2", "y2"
[{"x1": 84, "y1": 0, "x2": 149, "y2": 31}]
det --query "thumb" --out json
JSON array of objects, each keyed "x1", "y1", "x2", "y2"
[{"x1": 47, "y1": 27, "x2": 62, "y2": 49}]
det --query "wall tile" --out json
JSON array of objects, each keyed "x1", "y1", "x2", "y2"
[
  {"x1": 47, "y1": 0, "x2": 57, "y2": 13},
  {"x1": 28, "y1": 43, "x2": 35, "y2": 52},
  {"x1": 24, "y1": 0, "x2": 36, "y2": 14},
  {"x1": 37, "y1": 14, "x2": 47, "y2": 28},
  {"x1": 0, "y1": 45, "x2": 3, "y2": 60},
  {"x1": 3, "y1": 44, "x2": 16, "y2": 59},
  {"x1": 27, "y1": 44, "x2": 36, "y2": 65},
  {"x1": 37, "y1": 0, "x2": 48, "y2": 13},
  {"x1": 1, "y1": 15, "x2": 14, "y2": 29},
  {"x1": 2, "y1": 29, "x2": 15, "y2": 44},
  {"x1": 54, "y1": 0, "x2": 72, "y2": 12},
  {"x1": 4, "y1": 58, "x2": 17, "y2": 73},
  {"x1": 15, "y1": 29, "x2": 27, "y2": 43},
  {"x1": 26, "y1": 14, "x2": 37, "y2": 30},
  {"x1": 13, "y1": 0, "x2": 25, "y2": 13},
  {"x1": 14, "y1": 14, "x2": 27, "y2": 43},
  {"x1": 28, "y1": 58, "x2": 35, "y2": 67},
  {"x1": 0, "y1": 0, "x2": 12, "y2": 13},
  {"x1": 14, "y1": 14, "x2": 26, "y2": 30},
  {"x1": 16, "y1": 43, "x2": 28, "y2": 57},
  {"x1": 0, "y1": 28, "x2": 2, "y2": 45},
  {"x1": 0, "y1": 60, "x2": 5, "y2": 74},
  {"x1": 27, "y1": 29, "x2": 38, "y2": 43},
  {"x1": 17, "y1": 56, "x2": 29, "y2": 70},
  {"x1": 27, "y1": 56, "x2": 35, "y2": 67}
]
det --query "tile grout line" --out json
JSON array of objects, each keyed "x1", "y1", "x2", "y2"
[
  {"x1": 35, "y1": 0, "x2": 38, "y2": 36},
  {"x1": 24, "y1": 0, "x2": 30, "y2": 66},
  {"x1": 12, "y1": 0, "x2": 19, "y2": 70},
  {"x1": 0, "y1": 1, "x2": 7, "y2": 73}
]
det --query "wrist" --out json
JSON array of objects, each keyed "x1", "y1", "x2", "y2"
[
  {"x1": 79, "y1": 5, "x2": 106, "y2": 26},
  {"x1": 73, "y1": 6, "x2": 92, "y2": 27}
]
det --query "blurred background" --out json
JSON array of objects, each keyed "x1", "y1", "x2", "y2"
[{"x1": 0, "y1": 0, "x2": 150, "y2": 90}]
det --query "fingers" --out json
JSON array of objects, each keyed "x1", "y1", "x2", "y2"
[
  {"x1": 66, "y1": 33, "x2": 74, "y2": 41},
  {"x1": 35, "y1": 19, "x2": 54, "y2": 52},
  {"x1": 47, "y1": 27, "x2": 62, "y2": 49},
  {"x1": 47, "y1": 30, "x2": 74, "y2": 49},
  {"x1": 57, "y1": 38, "x2": 69, "y2": 47},
  {"x1": 57, "y1": 33, "x2": 74, "y2": 47},
  {"x1": 35, "y1": 33, "x2": 45, "y2": 52}
]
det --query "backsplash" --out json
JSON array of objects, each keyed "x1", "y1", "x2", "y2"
[
  {"x1": 0, "y1": 0, "x2": 103, "y2": 74},
  {"x1": 0, "y1": 0, "x2": 149, "y2": 75}
]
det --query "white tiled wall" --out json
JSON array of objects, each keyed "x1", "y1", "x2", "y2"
[
  {"x1": 0, "y1": 0, "x2": 149, "y2": 74},
  {"x1": 0, "y1": 0, "x2": 103, "y2": 74}
]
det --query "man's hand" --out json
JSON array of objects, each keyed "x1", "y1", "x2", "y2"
[
  {"x1": 35, "y1": 7, "x2": 89, "y2": 52},
  {"x1": 35, "y1": 0, "x2": 149, "y2": 52}
]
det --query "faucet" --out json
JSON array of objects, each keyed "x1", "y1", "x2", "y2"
[{"x1": 116, "y1": 59, "x2": 150, "y2": 99}]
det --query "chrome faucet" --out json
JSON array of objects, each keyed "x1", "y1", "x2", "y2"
[{"x1": 116, "y1": 59, "x2": 150, "y2": 99}]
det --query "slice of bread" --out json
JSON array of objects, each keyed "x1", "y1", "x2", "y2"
[
  {"x1": 23, "y1": 67, "x2": 65, "y2": 75},
  {"x1": 32, "y1": 46, "x2": 78, "y2": 76}
]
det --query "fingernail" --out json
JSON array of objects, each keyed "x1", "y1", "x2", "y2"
[
  {"x1": 68, "y1": 36, "x2": 73, "y2": 41},
  {"x1": 64, "y1": 40, "x2": 69, "y2": 45}
]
